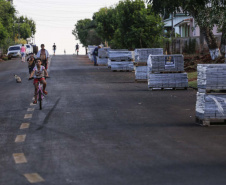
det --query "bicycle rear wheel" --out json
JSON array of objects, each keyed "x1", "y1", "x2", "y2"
[{"x1": 39, "y1": 90, "x2": 42, "y2": 110}]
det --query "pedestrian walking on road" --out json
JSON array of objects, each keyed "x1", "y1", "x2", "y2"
[
  {"x1": 20, "y1": 44, "x2": 26, "y2": 62},
  {"x1": 27, "y1": 53, "x2": 35, "y2": 74},
  {"x1": 64, "y1": 49, "x2": 66, "y2": 55},
  {"x1": 36, "y1": 44, "x2": 49, "y2": 69},
  {"x1": 92, "y1": 45, "x2": 101, "y2": 66},
  {"x1": 53, "y1": 43, "x2": 56, "y2": 55},
  {"x1": 75, "y1": 43, "x2": 79, "y2": 55}
]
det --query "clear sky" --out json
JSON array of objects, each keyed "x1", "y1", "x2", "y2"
[{"x1": 13, "y1": 0, "x2": 121, "y2": 55}]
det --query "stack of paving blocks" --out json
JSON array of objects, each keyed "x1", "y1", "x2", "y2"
[
  {"x1": 107, "y1": 49, "x2": 128, "y2": 68},
  {"x1": 108, "y1": 50, "x2": 133, "y2": 71},
  {"x1": 97, "y1": 47, "x2": 111, "y2": 66},
  {"x1": 88, "y1": 45, "x2": 96, "y2": 61},
  {"x1": 196, "y1": 64, "x2": 226, "y2": 124},
  {"x1": 147, "y1": 54, "x2": 188, "y2": 89},
  {"x1": 134, "y1": 48, "x2": 163, "y2": 81}
]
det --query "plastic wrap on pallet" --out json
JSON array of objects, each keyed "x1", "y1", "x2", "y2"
[
  {"x1": 148, "y1": 73, "x2": 188, "y2": 88},
  {"x1": 108, "y1": 58, "x2": 111, "y2": 67},
  {"x1": 97, "y1": 57, "x2": 108, "y2": 65},
  {"x1": 98, "y1": 47, "x2": 111, "y2": 58},
  {"x1": 111, "y1": 61, "x2": 134, "y2": 71},
  {"x1": 108, "y1": 50, "x2": 132, "y2": 61},
  {"x1": 147, "y1": 54, "x2": 184, "y2": 72},
  {"x1": 134, "y1": 48, "x2": 163, "y2": 63},
  {"x1": 197, "y1": 64, "x2": 226, "y2": 90},
  {"x1": 135, "y1": 66, "x2": 148, "y2": 80},
  {"x1": 196, "y1": 92, "x2": 226, "y2": 119}
]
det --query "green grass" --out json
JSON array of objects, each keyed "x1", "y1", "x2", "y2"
[
  {"x1": 188, "y1": 72, "x2": 197, "y2": 89},
  {"x1": 187, "y1": 72, "x2": 197, "y2": 79},
  {"x1": 188, "y1": 80, "x2": 197, "y2": 88}
]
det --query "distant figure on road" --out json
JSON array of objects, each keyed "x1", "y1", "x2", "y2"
[
  {"x1": 92, "y1": 45, "x2": 101, "y2": 66},
  {"x1": 20, "y1": 44, "x2": 26, "y2": 62},
  {"x1": 36, "y1": 44, "x2": 49, "y2": 69},
  {"x1": 53, "y1": 43, "x2": 56, "y2": 55},
  {"x1": 27, "y1": 53, "x2": 35, "y2": 74},
  {"x1": 64, "y1": 49, "x2": 66, "y2": 55},
  {"x1": 75, "y1": 43, "x2": 79, "y2": 55}
]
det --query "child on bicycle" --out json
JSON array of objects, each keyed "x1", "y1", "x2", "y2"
[{"x1": 29, "y1": 58, "x2": 49, "y2": 104}]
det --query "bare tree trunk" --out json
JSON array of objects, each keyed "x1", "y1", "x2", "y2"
[{"x1": 201, "y1": 26, "x2": 221, "y2": 60}]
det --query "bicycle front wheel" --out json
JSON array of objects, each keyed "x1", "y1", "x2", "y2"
[{"x1": 39, "y1": 90, "x2": 42, "y2": 110}]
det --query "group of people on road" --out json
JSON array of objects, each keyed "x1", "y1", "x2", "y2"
[{"x1": 25, "y1": 44, "x2": 49, "y2": 104}]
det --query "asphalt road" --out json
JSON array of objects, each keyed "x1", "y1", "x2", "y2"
[{"x1": 0, "y1": 55, "x2": 226, "y2": 185}]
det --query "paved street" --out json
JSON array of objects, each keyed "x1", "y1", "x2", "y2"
[{"x1": 0, "y1": 55, "x2": 226, "y2": 185}]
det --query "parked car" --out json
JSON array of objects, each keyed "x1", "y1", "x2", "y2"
[
  {"x1": 26, "y1": 44, "x2": 33, "y2": 55},
  {"x1": 7, "y1": 45, "x2": 21, "y2": 58}
]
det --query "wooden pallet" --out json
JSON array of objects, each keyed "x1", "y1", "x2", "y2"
[
  {"x1": 148, "y1": 87, "x2": 187, "y2": 91},
  {"x1": 206, "y1": 90, "x2": 226, "y2": 94},
  {"x1": 135, "y1": 79, "x2": 147, "y2": 83},
  {"x1": 134, "y1": 62, "x2": 147, "y2": 66},
  {"x1": 112, "y1": 70, "x2": 132, "y2": 72},
  {"x1": 152, "y1": 71, "x2": 185, "y2": 74},
  {"x1": 196, "y1": 117, "x2": 226, "y2": 126}
]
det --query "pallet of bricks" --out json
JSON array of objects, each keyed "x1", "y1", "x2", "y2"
[
  {"x1": 134, "y1": 48, "x2": 163, "y2": 83},
  {"x1": 97, "y1": 47, "x2": 110, "y2": 66},
  {"x1": 108, "y1": 50, "x2": 133, "y2": 71},
  {"x1": 196, "y1": 64, "x2": 226, "y2": 126},
  {"x1": 147, "y1": 54, "x2": 188, "y2": 90},
  {"x1": 107, "y1": 49, "x2": 129, "y2": 68},
  {"x1": 87, "y1": 45, "x2": 96, "y2": 61}
]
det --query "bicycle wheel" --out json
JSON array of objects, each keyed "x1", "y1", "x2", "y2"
[{"x1": 39, "y1": 90, "x2": 42, "y2": 110}]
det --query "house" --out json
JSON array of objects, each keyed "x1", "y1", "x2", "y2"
[
  {"x1": 164, "y1": 13, "x2": 222, "y2": 38},
  {"x1": 163, "y1": 13, "x2": 222, "y2": 54}
]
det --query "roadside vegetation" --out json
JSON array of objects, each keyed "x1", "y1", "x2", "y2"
[{"x1": 0, "y1": 0, "x2": 36, "y2": 56}]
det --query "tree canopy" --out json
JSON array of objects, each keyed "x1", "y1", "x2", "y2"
[
  {"x1": 0, "y1": 0, "x2": 36, "y2": 53},
  {"x1": 73, "y1": 0, "x2": 163, "y2": 50}
]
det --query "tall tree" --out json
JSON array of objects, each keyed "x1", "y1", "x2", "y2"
[
  {"x1": 148, "y1": 0, "x2": 225, "y2": 59},
  {"x1": 72, "y1": 19, "x2": 102, "y2": 48}
]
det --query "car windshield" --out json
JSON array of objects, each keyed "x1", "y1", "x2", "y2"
[
  {"x1": 26, "y1": 45, "x2": 30, "y2": 48},
  {"x1": 9, "y1": 47, "x2": 20, "y2": 51}
]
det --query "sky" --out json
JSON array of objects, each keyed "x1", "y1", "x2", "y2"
[{"x1": 13, "y1": 0, "x2": 121, "y2": 55}]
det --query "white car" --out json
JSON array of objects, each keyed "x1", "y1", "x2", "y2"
[
  {"x1": 7, "y1": 45, "x2": 21, "y2": 57},
  {"x1": 26, "y1": 44, "x2": 33, "y2": 55}
]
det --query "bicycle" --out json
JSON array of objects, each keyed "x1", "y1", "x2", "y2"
[{"x1": 29, "y1": 76, "x2": 49, "y2": 110}]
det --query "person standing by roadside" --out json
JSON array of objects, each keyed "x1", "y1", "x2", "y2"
[
  {"x1": 27, "y1": 53, "x2": 35, "y2": 74},
  {"x1": 75, "y1": 43, "x2": 79, "y2": 55},
  {"x1": 53, "y1": 43, "x2": 56, "y2": 55},
  {"x1": 92, "y1": 45, "x2": 101, "y2": 66},
  {"x1": 20, "y1": 44, "x2": 26, "y2": 62},
  {"x1": 36, "y1": 44, "x2": 49, "y2": 69}
]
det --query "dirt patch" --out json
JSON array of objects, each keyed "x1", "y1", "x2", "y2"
[{"x1": 184, "y1": 54, "x2": 225, "y2": 72}]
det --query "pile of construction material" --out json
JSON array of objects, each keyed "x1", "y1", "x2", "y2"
[
  {"x1": 147, "y1": 54, "x2": 188, "y2": 89},
  {"x1": 108, "y1": 50, "x2": 133, "y2": 71},
  {"x1": 134, "y1": 48, "x2": 163, "y2": 82},
  {"x1": 88, "y1": 45, "x2": 96, "y2": 61},
  {"x1": 97, "y1": 47, "x2": 110, "y2": 66},
  {"x1": 196, "y1": 64, "x2": 226, "y2": 126}
]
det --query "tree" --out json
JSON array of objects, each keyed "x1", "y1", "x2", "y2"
[
  {"x1": 93, "y1": 7, "x2": 117, "y2": 46},
  {"x1": 93, "y1": 0, "x2": 163, "y2": 49},
  {"x1": 148, "y1": 0, "x2": 225, "y2": 59},
  {"x1": 72, "y1": 19, "x2": 102, "y2": 48}
]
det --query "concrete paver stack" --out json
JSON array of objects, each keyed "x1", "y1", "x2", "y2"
[
  {"x1": 108, "y1": 50, "x2": 133, "y2": 71},
  {"x1": 147, "y1": 54, "x2": 188, "y2": 89},
  {"x1": 134, "y1": 48, "x2": 163, "y2": 82},
  {"x1": 88, "y1": 45, "x2": 96, "y2": 61},
  {"x1": 196, "y1": 64, "x2": 226, "y2": 126},
  {"x1": 97, "y1": 47, "x2": 111, "y2": 66}
]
